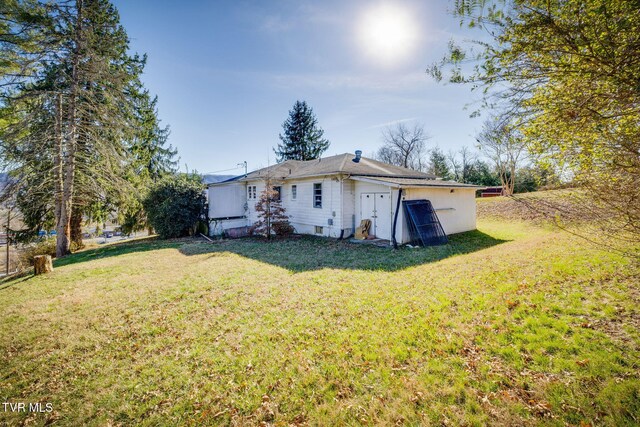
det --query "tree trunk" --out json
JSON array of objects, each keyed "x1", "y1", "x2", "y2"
[
  {"x1": 54, "y1": 93, "x2": 68, "y2": 257},
  {"x1": 70, "y1": 208, "x2": 83, "y2": 249},
  {"x1": 34, "y1": 255, "x2": 54, "y2": 275},
  {"x1": 56, "y1": 0, "x2": 83, "y2": 258}
]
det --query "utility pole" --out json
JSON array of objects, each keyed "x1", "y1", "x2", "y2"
[
  {"x1": 5, "y1": 204, "x2": 11, "y2": 276},
  {"x1": 237, "y1": 161, "x2": 247, "y2": 177}
]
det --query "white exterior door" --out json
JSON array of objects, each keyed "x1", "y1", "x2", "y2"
[{"x1": 360, "y1": 192, "x2": 391, "y2": 240}]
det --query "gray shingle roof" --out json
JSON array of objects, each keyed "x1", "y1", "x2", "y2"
[
  {"x1": 350, "y1": 176, "x2": 483, "y2": 188},
  {"x1": 243, "y1": 153, "x2": 435, "y2": 181}
]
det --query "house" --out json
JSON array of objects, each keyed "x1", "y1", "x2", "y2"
[{"x1": 207, "y1": 151, "x2": 481, "y2": 245}]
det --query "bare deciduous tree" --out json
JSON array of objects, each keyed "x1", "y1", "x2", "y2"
[
  {"x1": 375, "y1": 123, "x2": 431, "y2": 171},
  {"x1": 447, "y1": 146, "x2": 479, "y2": 183},
  {"x1": 476, "y1": 116, "x2": 527, "y2": 196}
]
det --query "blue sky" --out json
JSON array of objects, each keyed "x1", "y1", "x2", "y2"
[{"x1": 113, "y1": 0, "x2": 483, "y2": 175}]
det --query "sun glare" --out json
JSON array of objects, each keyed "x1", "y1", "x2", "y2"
[{"x1": 356, "y1": 3, "x2": 420, "y2": 67}]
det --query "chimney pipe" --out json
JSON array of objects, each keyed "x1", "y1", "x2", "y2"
[{"x1": 352, "y1": 150, "x2": 362, "y2": 163}]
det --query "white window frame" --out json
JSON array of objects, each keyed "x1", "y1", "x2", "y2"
[
  {"x1": 313, "y1": 183, "x2": 322, "y2": 208},
  {"x1": 291, "y1": 184, "x2": 297, "y2": 200}
]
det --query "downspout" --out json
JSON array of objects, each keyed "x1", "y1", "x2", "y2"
[
  {"x1": 392, "y1": 187, "x2": 403, "y2": 249},
  {"x1": 338, "y1": 176, "x2": 344, "y2": 240}
]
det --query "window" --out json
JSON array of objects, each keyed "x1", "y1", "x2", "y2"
[
  {"x1": 313, "y1": 183, "x2": 322, "y2": 208},
  {"x1": 291, "y1": 185, "x2": 297, "y2": 200},
  {"x1": 315, "y1": 225, "x2": 323, "y2": 234},
  {"x1": 273, "y1": 186, "x2": 281, "y2": 201},
  {"x1": 247, "y1": 185, "x2": 257, "y2": 199}
]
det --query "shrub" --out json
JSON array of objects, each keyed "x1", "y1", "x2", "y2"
[
  {"x1": 272, "y1": 221, "x2": 294, "y2": 237},
  {"x1": 143, "y1": 174, "x2": 207, "y2": 239},
  {"x1": 19, "y1": 238, "x2": 57, "y2": 267},
  {"x1": 253, "y1": 181, "x2": 293, "y2": 239}
]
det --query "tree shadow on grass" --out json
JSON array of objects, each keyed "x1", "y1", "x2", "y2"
[
  {"x1": 1, "y1": 237, "x2": 181, "y2": 289},
  {"x1": 179, "y1": 230, "x2": 510, "y2": 272},
  {"x1": 53, "y1": 237, "x2": 182, "y2": 268},
  {"x1": 0, "y1": 230, "x2": 509, "y2": 281}
]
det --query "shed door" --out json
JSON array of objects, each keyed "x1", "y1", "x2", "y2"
[{"x1": 360, "y1": 192, "x2": 391, "y2": 240}]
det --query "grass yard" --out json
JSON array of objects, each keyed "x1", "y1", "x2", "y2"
[{"x1": 1, "y1": 200, "x2": 639, "y2": 425}]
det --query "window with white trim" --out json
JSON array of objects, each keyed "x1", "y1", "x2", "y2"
[
  {"x1": 247, "y1": 185, "x2": 257, "y2": 199},
  {"x1": 313, "y1": 183, "x2": 322, "y2": 208},
  {"x1": 291, "y1": 185, "x2": 297, "y2": 200}
]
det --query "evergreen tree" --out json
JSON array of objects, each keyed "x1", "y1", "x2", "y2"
[
  {"x1": 0, "y1": 0, "x2": 54, "y2": 88},
  {"x1": 128, "y1": 83, "x2": 177, "y2": 182},
  {"x1": 427, "y1": 148, "x2": 451, "y2": 180},
  {"x1": 119, "y1": 82, "x2": 178, "y2": 235},
  {"x1": 464, "y1": 160, "x2": 500, "y2": 187},
  {"x1": 274, "y1": 100, "x2": 329, "y2": 162},
  {"x1": 0, "y1": 0, "x2": 159, "y2": 256}
]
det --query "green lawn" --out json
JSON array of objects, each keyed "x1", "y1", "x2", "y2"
[{"x1": 1, "y1": 210, "x2": 639, "y2": 425}]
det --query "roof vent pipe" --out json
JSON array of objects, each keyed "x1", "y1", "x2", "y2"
[{"x1": 352, "y1": 150, "x2": 362, "y2": 163}]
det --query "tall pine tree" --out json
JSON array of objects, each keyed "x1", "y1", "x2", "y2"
[
  {"x1": 274, "y1": 100, "x2": 329, "y2": 162},
  {"x1": 0, "y1": 0, "x2": 173, "y2": 255}
]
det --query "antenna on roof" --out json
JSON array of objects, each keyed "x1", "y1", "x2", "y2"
[
  {"x1": 237, "y1": 161, "x2": 247, "y2": 177},
  {"x1": 352, "y1": 150, "x2": 362, "y2": 163}
]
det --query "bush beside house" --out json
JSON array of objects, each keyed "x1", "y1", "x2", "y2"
[{"x1": 143, "y1": 175, "x2": 207, "y2": 239}]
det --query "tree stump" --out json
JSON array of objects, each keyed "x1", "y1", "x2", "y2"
[{"x1": 34, "y1": 255, "x2": 54, "y2": 275}]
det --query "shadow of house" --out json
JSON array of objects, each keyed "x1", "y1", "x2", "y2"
[
  {"x1": 178, "y1": 230, "x2": 510, "y2": 272},
  {"x1": 4, "y1": 230, "x2": 509, "y2": 277}
]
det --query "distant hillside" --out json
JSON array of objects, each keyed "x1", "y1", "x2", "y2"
[{"x1": 202, "y1": 174, "x2": 237, "y2": 184}]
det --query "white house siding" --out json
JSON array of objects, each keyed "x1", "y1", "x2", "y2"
[
  {"x1": 208, "y1": 181, "x2": 246, "y2": 219},
  {"x1": 208, "y1": 176, "x2": 477, "y2": 242},
  {"x1": 245, "y1": 176, "x2": 345, "y2": 238},
  {"x1": 341, "y1": 179, "x2": 356, "y2": 236},
  {"x1": 401, "y1": 187, "x2": 477, "y2": 239}
]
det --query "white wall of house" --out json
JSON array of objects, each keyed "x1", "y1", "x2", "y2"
[
  {"x1": 245, "y1": 176, "x2": 345, "y2": 238},
  {"x1": 342, "y1": 179, "x2": 356, "y2": 236},
  {"x1": 401, "y1": 187, "x2": 477, "y2": 239},
  {"x1": 208, "y1": 181, "x2": 246, "y2": 219},
  {"x1": 208, "y1": 177, "x2": 477, "y2": 242},
  {"x1": 354, "y1": 184, "x2": 477, "y2": 244}
]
